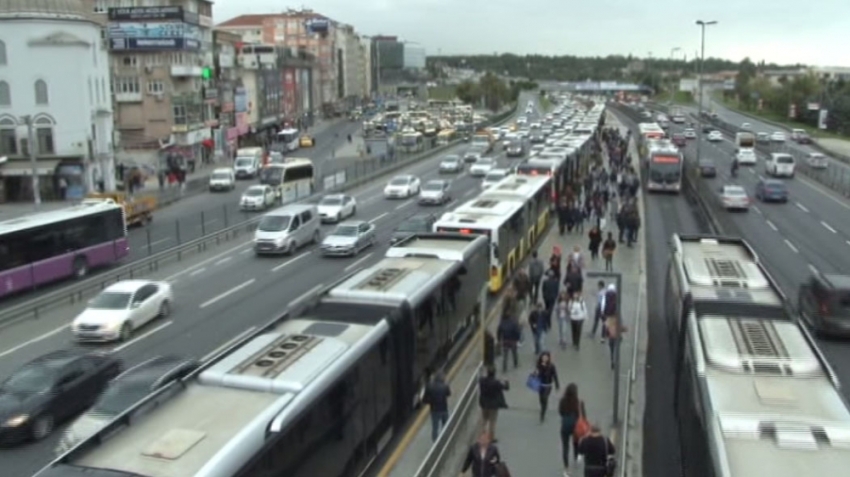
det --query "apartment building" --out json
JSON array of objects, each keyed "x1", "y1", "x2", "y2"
[
  {"x1": 90, "y1": 0, "x2": 216, "y2": 171},
  {"x1": 336, "y1": 24, "x2": 367, "y2": 107}
]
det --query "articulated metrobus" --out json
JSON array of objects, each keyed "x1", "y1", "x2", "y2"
[
  {"x1": 259, "y1": 158, "x2": 315, "y2": 203},
  {"x1": 637, "y1": 122, "x2": 666, "y2": 157},
  {"x1": 646, "y1": 144, "x2": 683, "y2": 193},
  {"x1": 479, "y1": 174, "x2": 553, "y2": 246},
  {"x1": 275, "y1": 128, "x2": 300, "y2": 152}
]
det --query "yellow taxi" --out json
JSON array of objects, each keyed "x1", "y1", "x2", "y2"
[{"x1": 300, "y1": 135, "x2": 314, "y2": 147}]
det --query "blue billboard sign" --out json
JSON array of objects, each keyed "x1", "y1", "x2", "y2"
[
  {"x1": 108, "y1": 22, "x2": 199, "y2": 39},
  {"x1": 110, "y1": 37, "x2": 200, "y2": 51}
]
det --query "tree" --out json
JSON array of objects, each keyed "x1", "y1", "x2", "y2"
[
  {"x1": 455, "y1": 80, "x2": 481, "y2": 105},
  {"x1": 479, "y1": 72, "x2": 509, "y2": 112}
]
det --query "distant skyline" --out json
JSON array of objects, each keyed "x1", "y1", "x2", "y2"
[{"x1": 213, "y1": 0, "x2": 849, "y2": 68}]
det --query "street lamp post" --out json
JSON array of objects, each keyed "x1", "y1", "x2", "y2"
[
  {"x1": 695, "y1": 20, "x2": 718, "y2": 163},
  {"x1": 669, "y1": 47, "x2": 681, "y2": 103}
]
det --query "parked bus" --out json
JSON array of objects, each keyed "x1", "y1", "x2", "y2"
[
  {"x1": 479, "y1": 174, "x2": 553, "y2": 246},
  {"x1": 275, "y1": 128, "x2": 301, "y2": 152},
  {"x1": 259, "y1": 158, "x2": 315, "y2": 203},
  {"x1": 0, "y1": 202, "x2": 129, "y2": 299},
  {"x1": 38, "y1": 233, "x2": 490, "y2": 477},
  {"x1": 646, "y1": 144, "x2": 683, "y2": 193},
  {"x1": 665, "y1": 234, "x2": 850, "y2": 477}
]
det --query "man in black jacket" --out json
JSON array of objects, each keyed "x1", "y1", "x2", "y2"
[
  {"x1": 478, "y1": 366, "x2": 509, "y2": 441},
  {"x1": 423, "y1": 372, "x2": 451, "y2": 442}
]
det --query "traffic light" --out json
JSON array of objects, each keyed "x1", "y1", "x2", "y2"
[{"x1": 201, "y1": 67, "x2": 212, "y2": 80}]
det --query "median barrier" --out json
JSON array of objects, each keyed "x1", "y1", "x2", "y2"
[{"x1": 2, "y1": 103, "x2": 518, "y2": 328}]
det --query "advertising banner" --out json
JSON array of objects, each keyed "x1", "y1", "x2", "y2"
[
  {"x1": 108, "y1": 22, "x2": 200, "y2": 40},
  {"x1": 108, "y1": 7, "x2": 199, "y2": 25},
  {"x1": 234, "y1": 87, "x2": 248, "y2": 113},
  {"x1": 110, "y1": 38, "x2": 199, "y2": 51},
  {"x1": 299, "y1": 69, "x2": 311, "y2": 112},
  {"x1": 283, "y1": 68, "x2": 297, "y2": 117}
]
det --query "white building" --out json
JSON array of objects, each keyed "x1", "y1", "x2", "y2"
[
  {"x1": 360, "y1": 37, "x2": 373, "y2": 96},
  {"x1": 336, "y1": 24, "x2": 365, "y2": 104},
  {"x1": 0, "y1": 0, "x2": 114, "y2": 203}
]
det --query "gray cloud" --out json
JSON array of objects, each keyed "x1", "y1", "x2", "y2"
[{"x1": 213, "y1": 0, "x2": 849, "y2": 66}]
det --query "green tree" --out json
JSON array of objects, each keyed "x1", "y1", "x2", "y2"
[
  {"x1": 479, "y1": 72, "x2": 509, "y2": 112},
  {"x1": 455, "y1": 80, "x2": 481, "y2": 105}
]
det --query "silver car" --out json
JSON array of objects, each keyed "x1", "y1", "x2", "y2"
[
  {"x1": 419, "y1": 180, "x2": 451, "y2": 205},
  {"x1": 321, "y1": 220, "x2": 376, "y2": 256},
  {"x1": 719, "y1": 185, "x2": 750, "y2": 211},
  {"x1": 439, "y1": 155, "x2": 463, "y2": 173}
]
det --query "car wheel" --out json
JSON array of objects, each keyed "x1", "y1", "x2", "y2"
[
  {"x1": 120, "y1": 322, "x2": 132, "y2": 342},
  {"x1": 159, "y1": 300, "x2": 171, "y2": 318},
  {"x1": 31, "y1": 415, "x2": 54, "y2": 441}
]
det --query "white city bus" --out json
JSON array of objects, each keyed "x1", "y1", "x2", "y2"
[
  {"x1": 259, "y1": 158, "x2": 315, "y2": 203},
  {"x1": 276, "y1": 128, "x2": 300, "y2": 152}
]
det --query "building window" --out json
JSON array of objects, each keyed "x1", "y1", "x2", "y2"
[
  {"x1": 173, "y1": 105, "x2": 186, "y2": 124},
  {"x1": 34, "y1": 116, "x2": 54, "y2": 154},
  {"x1": 0, "y1": 40, "x2": 7, "y2": 65},
  {"x1": 35, "y1": 79, "x2": 49, "y2": 105},
  {"x1": 147, "y1": 80, "x2": 165, "y2": 94},
  {"x1": 0, "y1": 80, "x2": 9, "y2": 106},
  {"x1": 0, "y1": 117, "x2": 16, "y2": 154},
  {"x1": 114, "y1": 77, "x2": 140, "y2": 94},
  {"x1": 122, "y1": 56, "x2": 137, "y2": 67},
  {"x1": 93, "y1": 0, "x2": 107, "y2": 13}
]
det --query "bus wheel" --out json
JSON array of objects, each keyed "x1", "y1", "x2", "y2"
[{"x1": 73, "y1": 257, "x2": 88, "y2": 278}]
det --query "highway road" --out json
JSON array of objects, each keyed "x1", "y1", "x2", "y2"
[{"x1": 0, "y1": 106, "x2": 527, "y2": 477}]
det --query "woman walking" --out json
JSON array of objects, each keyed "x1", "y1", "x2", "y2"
[
  {"x1": 558, "y1": 384, "x2": 587, "y2": 477},
  {"x1": 534, "y1": 351, "x2": 560, "y2": 422},
  {"x1": 556, "y1": 291, "x2": 570, "y2": 350},
  {"x1": 588, "y1": 226, "x2": 602, "y2": 261},
  {"x1": 602, "y1": 232, "x2": 617, "y2": 272},
  {"x1": 568, "y1": 292, "x2": 588, "y2": 350}
]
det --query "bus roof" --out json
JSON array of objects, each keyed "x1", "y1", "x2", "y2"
[
  {"x1": 384, "y1": 233, "x2": 488, "y2": 262},
  {"x1": 479, "y1": 174, "x2": 550, "y2": 201},
  {"x1": 452, "y1": 196, "x2": 526, "y2": 218},
  {"x1": 262, "y1": 158, "x2": 313, "y2": 168},
  {"x1": 0, "y1": 202, "x2": 122, "y2": 236}
]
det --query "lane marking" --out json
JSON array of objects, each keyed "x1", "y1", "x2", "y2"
[
  {"x1": 752, "y1": 206, "x2": 762, "y2": 215},
  {"x1": 201, "y1": 326, "x2": 257, "y2": 362},
  {"x1": 240, "y1": 248, "x2": 252, "y2": 254},
  {"x1": 112, "y1": 320, "x2": 173, "y2": 353},
  {"x1": 199, "y1": 279, "x2": 256, "y2": 308},
  {"x1": 766, "y1": 220, "x2": 778, "y2": 231},
  {"x1": 0, "y1": 324, "x2": 69, "y2": 359},
  {"x1": 821, "y1": 221, "x2": 837, "y2": 234},
  {"x1": 148, "y1": 237, "x2": 171, "y2": 247},
  {"x1": 795, "y1": 202, "x2": 810, "y2": 213},
  {"x1": 189, "y1": 268, "x2": 206, "y2": 276},
  {"x1": 797, "y1": 175, "x2": 850, "y2": 212},
  {"x1": 271, "y1": 251, "x2": 313, "y2": 272},
  {"x1": 784, "y1": 239, "x2": 799, "y2": 253},
  {"x1": 370, "y1": 212, "x2": 389, "y2": 224},
  {"x1": 165, "y1": 241, "x2": 252, "y2": 281},
  {"x1": 214, "y1": 257, "x2": 232, "y2": 266},
  {"x1": 808, "y1": 264, "x2": 819, "y2": 275},
  {"x1": 395, "y1": 199, "x2": 414, "y2": 211},
  {"x1": 344, "y1": 252, "x2": 374, "y2": 272}
]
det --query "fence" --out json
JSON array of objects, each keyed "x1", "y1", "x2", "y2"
[{"x1": 3, "y1": 104, "x2": 519, "y2": 328}]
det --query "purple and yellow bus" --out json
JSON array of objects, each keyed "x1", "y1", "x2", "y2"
[{"x1": 0, "y1": 202, "x2": 129, "y2": 299}]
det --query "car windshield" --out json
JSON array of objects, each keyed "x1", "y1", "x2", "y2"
[
  {"x1": 765, "y1": 183, "x2": 785, "y2": 190},
  {"x1": 442, "y1": 156, "x2": 459, "y2": 163},
  {"x1": 423, "y1": 182, "x2": 444, "y2": 191},
  {"x1": 257, "y1": 215, "x2": 291, "y2": 232},
  {"x1": 89, "y1": 291, "x2": 132, "y2": 310},
  {"x1": 212, "y1": 172, "x2": 230, "y2": 180},
  {"x1": 235, "y1": 158, "x2": 253, "y2": 167},
  {"x1": 485, "y1": 172, "x2": 506, "y2": 181},
  {"x1": 92, "y1": 381, "x2": 152, "y2": 416},
  {"x1": 1, "y1": 365, "x2": 54, "y2": 394},
  {"x1": 777, "y1": 156, "x2": 794, "y2": 164},
  {"x1": 390, "y1": 177, "x2": 410, "y2": 186},
  {"x1": 699, "y1": 160, "x2": 715, "y2": 167},
  {"x1": 396, "y1": 219, "x2": 429, "y2": 232},
  {"x1": 320, "y1": 197, "x2": 342, "y2": 206},
  {"x1": 333, "y1": 225, "x2": 359, "y2": 237},
  {"x1": 725, "y1": 188, "x2": 746, "y2": 196},
  {"x1": 245, "y1": 188, "x2": 264, "y2": 197}
]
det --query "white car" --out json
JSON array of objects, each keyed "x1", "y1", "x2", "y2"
[
  {"x1": 741, "y1": 122, "x2": 752, "y2": 130},
  {"x1": 683, "y1": 128, "x2": 696, "y2": 139},
  {"x1": 239, "y1": 185, "x2": 276, "y2": 211},
  {"x1": 719, "y1": 185, "x2": 750, "y2": 210},
  {"x1": 736, "y1": 149, "x2": 757, "y2": 165},
  {"x1": 384, "y1": 175, "x2": 421, "y2": 199},
  {"x1": 770, "y1": 131, "x2": 786, "y2": 142},
  {"x1": 707, "y1": 130, "x2": 723, "y2": 142},
  {"x1": 482, "y1": 169, "x2": 509, "y2": 189},
  {"x1": 317, "y1": 194, "x2": 356, "y2": 222},
  {"x1": 208, "y1": 168, "x2": 235, "y2": 192},
  {"x1": 439, "y1": 155, "x2": 463, "y2": 173},
  {"x1": 469, "y1": 157, "x2": 496, "y2": 177},
  {"x1": 72, "y1": 280, "x2": 173, "y2": 342},
  {"x1": 806, "y1": 152, "x2": 829, "y2": 169}
]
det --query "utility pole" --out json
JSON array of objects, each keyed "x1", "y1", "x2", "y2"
[
  {"x1": 669, "y1": 47, "x2": 681, "y2": 103},
  {"x1": 695, "y1": 20, "x2": 718, "y2": 163},
  {"x1": 20, "y1": 115, "x2": 41, "y2": 207}
]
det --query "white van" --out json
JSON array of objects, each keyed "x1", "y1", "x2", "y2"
[
  {"x1": 765, "y1": 153, "x2": 795, "y2": 178},
  {"x1": 253, "y1": 203, "x2": 321, "y2": 256},
  {"x1": 233, "y1": 147, "x2": 263, "y2": 179},
  {"x1": 208, "y1": 168, "x2": 235, "y2": 192}
]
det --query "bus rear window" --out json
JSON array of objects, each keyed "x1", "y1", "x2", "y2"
[
  {"x1": 437, "y1": 227, "x2": 491, "y2": 238},
  {"x1": 516, "y1": 165, "x2": 551, "y2": 176}
]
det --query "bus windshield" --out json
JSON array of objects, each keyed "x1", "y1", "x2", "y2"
[
  {"x1": 649, "y1": 155, "x2": 682, "y2": 181},
  {"x1": 260, "y1": 167, "x2": 283, "y2": 184}
]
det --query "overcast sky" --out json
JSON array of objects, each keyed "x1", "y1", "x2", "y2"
[{"x1": 213, "y1": 0, "x2": 849, "y2": 67}]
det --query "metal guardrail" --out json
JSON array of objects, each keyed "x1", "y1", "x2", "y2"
[{"x1": 2, "y1": 105, "x2": 519, "y2": 329}]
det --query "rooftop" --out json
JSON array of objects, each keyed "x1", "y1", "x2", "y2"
[{"x1": 0, "y1": 0, "x2": 89, "y2": 20}]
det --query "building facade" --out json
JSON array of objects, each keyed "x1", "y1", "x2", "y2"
[
  {"x1": 336, "y1": 24, "x2": 366, "y2": 107},
  {"x1": 0, "y1": 0, "x2": 115, "y2": 203}
]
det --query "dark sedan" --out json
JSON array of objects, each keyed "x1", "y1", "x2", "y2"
[
  {"x1": 390, "y1": 213, "x2": 437, "y2": 245},
  {"x1": 0, "y1": 350, "x2": 122, "y2": 444},
  {"x1": 755, "y1": 178, "x2": 788, "y2": 203},
  {"x1": 698, "y1": 159, "x2": 717, "y2": 177}
]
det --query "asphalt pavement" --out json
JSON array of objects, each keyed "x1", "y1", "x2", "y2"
[{"x1": 0, "y1": 112, "x2": 524, "y2": 477}]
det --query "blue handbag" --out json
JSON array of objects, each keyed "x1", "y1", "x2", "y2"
[{"x1": 526, "y1": 373, "x2": 541, "y2": 393}]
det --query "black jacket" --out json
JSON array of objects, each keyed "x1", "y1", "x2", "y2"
[
  {"x1": 462, "y1": 443, "x2": 501, "y2": 477},
  {"x1": 542, "y1": 277, "x2": 560, "y2": 304},
  {"x1": 423, "y1": 379, "x2": 451, "y2": 413},
  {"x1": 536, "y1": 362, "x2": 560, "y2": 389},
  {"x1": 497, "y1": 318, "x2": 521, "y2": 344},
  {"x1": 478, "y1": 376, "x2": 509, "y2": 411}
]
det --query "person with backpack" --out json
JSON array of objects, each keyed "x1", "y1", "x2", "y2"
[
  {"x1": 558, "y1": 383, "x2": 588, "y2": 477},
  {"x1": 478, "y1": 367, "x2": 509, "y2": 440},
  {"x1": 577, "y1": 425, "x2": 616, "y2": 477},
  {"x1": 533, "y1": 351, "x2": 560, "y2": 422}
]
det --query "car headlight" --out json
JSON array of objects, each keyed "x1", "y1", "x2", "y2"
[{"x1": 3, "y1": 415, "x2": 29, "y2": 427}]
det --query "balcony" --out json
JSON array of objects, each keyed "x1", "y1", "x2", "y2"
[
  {"x1": 171, "y1": 65, "x2": 203, "y2": 77},
  {"x1": 115, "y1": 92, "x2": 143, "y2": 103}
]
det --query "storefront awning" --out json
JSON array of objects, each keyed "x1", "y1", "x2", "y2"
[{"x1": 0, "y1": 160, "x2": 60, "y2": 176}]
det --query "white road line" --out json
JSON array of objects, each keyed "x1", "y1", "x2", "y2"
[
  {"x1": 795, "y1": 202, "x2": 810, "y2": 213},
  {"x1": 201, "y1": 326, "x2": 257, "y2": 362},
  {"x1": 165, "y1": 241, "x2": 252, "y2": 281},
  {"x1": 112, "y1": 321, "x2": 173, "y2": 353},
  {"x1": 798, "y1": 175, "x2": 850, "y2": 211},
  {"x1": 199, "y1": 279, "x2": 256, "y2": 308},
  {"x1": 189, "y1": 268, "x2": 206, "y2": 276},
  {"x1": 395, "y1": 200, "x2": 414, "y2": 210},
  {"x1": 369, "y1": 212, "x2": 389, "y2": 224},
  {"x1": 214, "y1": 257, "x2": 232, "y2": 266},
  {"x1": 821, "y1": 221, "x2": 837, "y2": 233},
  {"x1": 240, "y1": 248, "x2": 252, "y2": 254},
  {"x1": 271, "y1": 251, "x2": 312, "y2": 272},
  {"x1": 752, "y1": 206, "x2": 762, "y2": 215},
  {"x1": 784, "y1": 239, "x2": 799, "y2": 253},
  {"x1": 808, "y1": 264, "x2": 819, "y2": 275},
  {"x1": 766, "y1": 220, "x2": 778, "y2": 231},
  {"x1": 148, "y1": 237, "x2": 171, "y2": 247},
  {"x1": 288, "y1": 283, "x2": 325, "y2": 309},
  {"x1": 344, "y1": 252, "x2": 374, "y2": 272},
  {"x1": 0, "y1": 324, "x2": 69, "y2": 359}
]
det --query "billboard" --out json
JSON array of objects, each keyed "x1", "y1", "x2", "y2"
[
  {"x1": 108, "y1": 7, "x2": 199, "y2": 25},
  {"x1": 110, "y1": 38, "x2": 200, "y2": 51},
  {"x1": 282, "y1": 68, "x2": 297, "y2": 117},
  {"x1": 305, "y1": 18, "x2": 329, "y2": 34},
  {"x1": 108, "y1": 22, "x2": 200, "y2": 40},
  {"x1": 235, "y1": 87, "x2": 248, "y2": 114}
]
